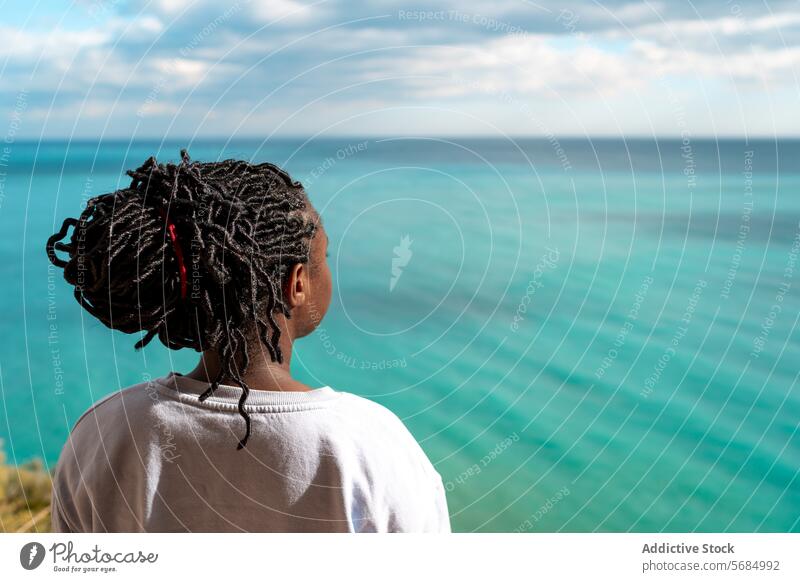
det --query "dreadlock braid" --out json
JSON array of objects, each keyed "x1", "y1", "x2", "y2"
[{"x1": 46, "y1": 149, "x2": 318, "y2": 450}]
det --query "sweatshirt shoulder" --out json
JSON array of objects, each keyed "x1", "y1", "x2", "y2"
[
  {"x1": 68, "y1": 377, "x2": 164, "y2": 437},
  {"x1": 331, "y1": 392, "x2": 440, "y2": 474},
  {"x1": 333, "y1": 391, "x2": 411, "y2": 433}
]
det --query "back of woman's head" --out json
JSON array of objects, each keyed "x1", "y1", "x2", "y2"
[{"x1": 46, "y1": 150, "x2": 319, "y2": 448}]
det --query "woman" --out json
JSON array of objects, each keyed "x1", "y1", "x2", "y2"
[{"x1": 45, "y1": 150, "x2": 450, "y2": 533}]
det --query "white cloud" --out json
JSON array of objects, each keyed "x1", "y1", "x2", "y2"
[
  {"x1": 613, "y1": 10, "x2": 800, "y2": 41},
  {"x1": 0, "y1": 25, "x2": 109, "y2": 59},
  {"x1": 147, "y1": 0, "x2": 197, "y2": 16},
  {"x1": 248, "y1": 0, "x2": 319, "y2": 25},
  {"x1": 362, "y1": 35, "x2": 652, "y2": 99}
]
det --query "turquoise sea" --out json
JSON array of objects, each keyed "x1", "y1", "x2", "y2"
[{"x1": 1, "y1": 138, "x2": 798, "y2": 532}]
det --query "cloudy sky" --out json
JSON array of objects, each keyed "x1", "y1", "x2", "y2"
[{"x1": 3, "y1": 0, "x2": 800, "y2": 138}]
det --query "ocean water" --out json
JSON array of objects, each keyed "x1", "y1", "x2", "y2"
[{"x1": 1, "y1": 137, "x2": 798, "y2": 532}]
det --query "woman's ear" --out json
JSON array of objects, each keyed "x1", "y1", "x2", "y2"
[{"x1": 284, "y1": 262, "x2": 308, "y2": 308}]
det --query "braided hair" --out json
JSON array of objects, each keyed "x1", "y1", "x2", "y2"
[{"x1": 46, "y1": 150, "x2": 318, "y2": 450}]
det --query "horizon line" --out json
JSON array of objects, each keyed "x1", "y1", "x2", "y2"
[{"x1": 11, "y1": 134, "x2": 800, "y2": 142}]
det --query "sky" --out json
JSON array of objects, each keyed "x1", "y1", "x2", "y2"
[{"x1": 2, "y1": 0, "x2": 799, "y2": 138}]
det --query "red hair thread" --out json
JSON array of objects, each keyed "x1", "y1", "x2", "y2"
[{"x1": 158, "y1": 208, "x2": 188, "y2": 299}]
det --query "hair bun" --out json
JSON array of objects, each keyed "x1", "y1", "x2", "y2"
[{"x1": 46, "y1": 188, "x2": 190, "y2": 344}]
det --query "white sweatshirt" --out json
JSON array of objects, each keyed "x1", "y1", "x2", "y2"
[{"x1": 51, "y1": 372, "x2": 451, "y2": 533}]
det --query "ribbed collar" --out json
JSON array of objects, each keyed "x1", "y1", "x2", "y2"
[{"x1": 155, "y1": 371, "x2": 338, "y2": 410}]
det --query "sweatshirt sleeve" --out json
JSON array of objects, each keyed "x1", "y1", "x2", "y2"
[
  {"x1": 48, "y1": 390, "x2": 125, "y2": 533},
  {"x1": 431, "y1": 473, "x2": 452, "y2": 533},
  {"x1": 50, "y1": 488, "x2": 77, "y2": 533},
  {"x1": 342, "y1": 394, "x2": 453, "y2": 533}
]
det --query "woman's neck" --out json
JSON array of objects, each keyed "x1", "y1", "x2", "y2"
[{"x1": 184, "y1": 343, "x2": 312, "y2": 393}]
